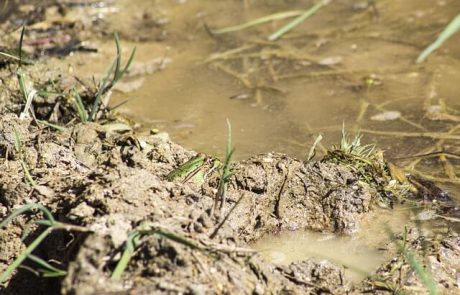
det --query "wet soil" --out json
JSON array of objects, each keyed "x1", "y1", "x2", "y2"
[{"x1": 1, "y1": 1, "x2": 460, "y2": 295}]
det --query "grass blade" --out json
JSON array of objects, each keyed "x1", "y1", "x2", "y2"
[
  {"x1": 0, "y1": 203, "x2": 55, "y2": 228},
  {"x1": 416, "y1": 13, "x2": 460, "y2": 63},
  {"x1": 27, "y1": 254, "x2": 67, "y2": 278},
  {"x1": 112, "y1": 227, "x2": 204, "y2": 279},
  {"x1": 268, "y1": 0, "x2": 329, "y2": 41},
  {"x1": 0, "y1": 227, "x2": 52, "y2": 284},
  {"x1": 18, "y1": 26, "x2": 25, "y2": 67},
  {"x1": 210, "y1": 194, "x2": 244, "y2": 239},
  {"x1": 19, "y1": 88, "x2": 37, "y2": 120},
  {"x1": 89, "y1": 33, "x2": 136, "y2": 121},
  {"x1": 211, "y1": 10, "x2": 304, "y2": 34},
  {"x1": 37, "y1": 120, "x2": 66, "y2": 132},
  {"x1": 152, "y1": 229, "x2": 204, "y2": 251},
  {"x1": 307, "y1": 134, "x2": 323, "y2": 161},
  {"x1": 73, "y1": 88, "x2": 88, "y2": 123},
  {"x1": 111, "y1": 231, "x2": 140, "y2": 279}
]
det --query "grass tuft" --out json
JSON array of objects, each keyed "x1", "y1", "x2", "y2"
[
  {"x1": 89, "y1": 33, "x2": 136, "y2": 121},
  {"x1": 0, "y1": 204, "x2": 91, "y2": 283},
  {"x1": 338, "y1": 127, "x2": 375, "y2": 158}
]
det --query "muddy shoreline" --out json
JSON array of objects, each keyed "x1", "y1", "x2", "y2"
[
  {"x1": 1, "y1": 1, "x2": 460, "y2": 294},
  {"x1": 0, "y1": 64, "x2": 459, "y2": 294}
]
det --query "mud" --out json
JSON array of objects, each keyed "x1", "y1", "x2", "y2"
[{"x1": 1, "y1": 1, "x2": 460, "y2": 295}]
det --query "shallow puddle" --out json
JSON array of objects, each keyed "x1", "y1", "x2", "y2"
[
  {"x1": 252, "y1": 207, "x2": 412, "y2": 282},
  {"x1": 103, "y1": 0, "x2": 460, "y2": 161}
]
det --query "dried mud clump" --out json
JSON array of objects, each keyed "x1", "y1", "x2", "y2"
[{"x1": 225, "y1": 153, "x2": 377, "y2": 242}]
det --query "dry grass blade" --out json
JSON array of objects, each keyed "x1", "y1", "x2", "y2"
[
  {"x1": 307, "y1": 134, "x2": 323, "y2": 161},
  {"x1": 19, "y1": 89, "x2": 37, "y2": 120}
]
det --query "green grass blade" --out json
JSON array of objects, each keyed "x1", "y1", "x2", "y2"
[
  {"x1": 111, "y1": 231, "x2": 140, "y2": 279},
  {"x1": 20, "y1": 160, "x2": 37, "y2": 187},
  {"x1": 89, "y1": 33, "x2": 135, "y2": 121},
  {"x1": 27, "y1": 254, "x2": 67, "y2": 277},
  {"x1": 113, "y1": 33, "x2": 122, "y2": 82},
  {"x1": 89, "y1": 60, "x2": 116, "y2": 121},
  {"x1": 37, "y1": 120, "x2": 66, "y2": 132},
  {"x1": 416, "y1": 13, "x2": 460, "y2": 63},
  {"x1": 0, "y1": 203, "x2": 55, "y2": 228},
  {"x1": 268, "y1": 0, "x2": 329, "y2": 41},
  {"x1": 212, "y1": 10, "x2": 304, "y2": 34},
  {"x1": 17, "y1": 68, "x2": 28, "y2": 101},
  {"x1": 402, "y1": 248, "x2": 438, "y2": 295},
  {"x1": 0, "y1": 227, "x2": 52, "y2": 284},
  {"x1": 115, "y1": 47, "x2": 136, "y2": 84},
  {"x1": 73, "y1": 88, "x2": 88, "y2": 123}
]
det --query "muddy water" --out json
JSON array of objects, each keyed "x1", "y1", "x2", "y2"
[
  {"x1": 252, "y1": 207, "x2": 413, "y2": 282},
  {"x1": 104, "y1": 0, "x2": 460, "y2": 162},
  {"x1": 68, "y1": 0, "x2": 460, "y2": 279}
]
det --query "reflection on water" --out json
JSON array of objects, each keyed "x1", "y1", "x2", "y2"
[{"x1": 252, "y1": 207, "x2": 412, "y2": 282}]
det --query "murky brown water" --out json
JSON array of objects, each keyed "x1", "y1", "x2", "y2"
[
  {"x1": 64, "y1": 0, "x2": 460, "y2": 280},
  {"x1": 251, "y1": 209, "x2": 407, "y2": 282}
]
